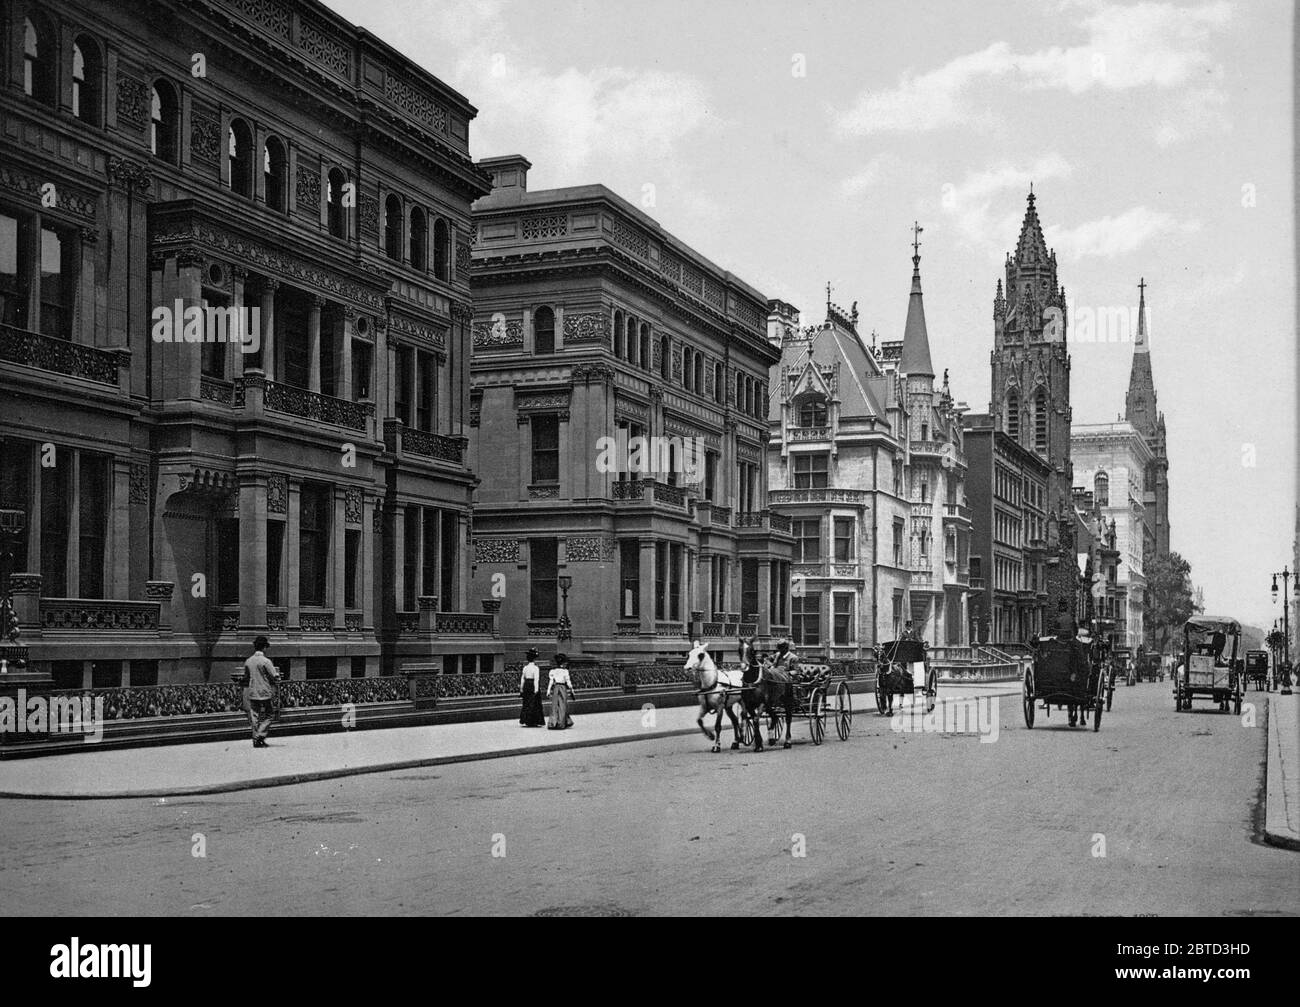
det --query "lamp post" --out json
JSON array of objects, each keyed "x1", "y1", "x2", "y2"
[
  {"x1": 1272, "y1": 567, "x2": 1292, "y2": 694},
  {"x1": 556, "y1": 574, "x2": 572, "y2": 649}
]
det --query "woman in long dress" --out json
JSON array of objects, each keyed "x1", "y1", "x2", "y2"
[
  {"x1": 547, "y1": 653, "x2": 575, "y2": 730},
  {"x1": 519, "y1": 648, "x2": 545, "y2": 727}
]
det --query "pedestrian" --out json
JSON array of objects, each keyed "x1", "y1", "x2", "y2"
[
  {"x1": 547, "y1": 653, "x2": 575, "y2": 730},
  {"x1": 242, "y1": 635, "x2": 280, "y2": 748},
  {"x1": 1054, "y1": 598, "x2": 1078, "y2": 640},
  {"x1": 519, "y1": 648, "x2": 545, "y2": 727}
]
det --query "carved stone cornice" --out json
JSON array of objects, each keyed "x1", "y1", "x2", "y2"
[
  {"x1": 107, "y1": 156, "x2": 152, "y2": 195},
  {"x1": 571, "y1": 363, "x2": 616, "y2": 384}
]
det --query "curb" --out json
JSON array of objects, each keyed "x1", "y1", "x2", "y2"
[
  {"x1": 0, "y1": 686, "x2": 1024, "y2": 801},
  {"x1": 1264, "y1": 693, "x2": 1300, "y2": 851}
]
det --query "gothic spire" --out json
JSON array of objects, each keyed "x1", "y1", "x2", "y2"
[
  {"x1": 1014, "y1": 188, "x2": 1049, "y2": 266},
  {"x1": 900, "y1": 223, "x2": 934, "y2": 377},
  {"x1": 1135, "y1": 276, "x2": 1148, "y2": 352}
]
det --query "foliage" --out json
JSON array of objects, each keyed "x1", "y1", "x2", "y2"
[{"x1": 1145, "y1": 550, "x2": 1198, "y2": 654}]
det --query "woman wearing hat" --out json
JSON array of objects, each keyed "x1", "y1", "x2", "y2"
[
  {"x1": 519, "y1": 648, "x2": 545, "y2": 727},
  {"x1": 547, "y1": 653, "x2": 575, "y2": 730}
]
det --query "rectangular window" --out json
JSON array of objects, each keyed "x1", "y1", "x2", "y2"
[
  {"x1": 0, "y1": 437, "x2": 31, "y2": 571},
  {"x1": 416, "y1": 351, "x2": 434, "y2": 432},
  {"x1": 351, "y1": 656, "x2": 367, "y2": 678},
  {"x1": 306, "y1": 657, "x2": 335, "y2": 680},
  {"x1": 833, "y1": 593, "x2": 854, "y2": 645},
  {"x1": 40, "y1": 455, "x2": 68, "y2": 596},
  {"x1": 705, "y1": 451, "x2": 718, "y2": 503},
  {"x1": 794, "y1": 453, "x2": 829, "y2": 489},
  {"x1": 215, "y1": 517, "x2": 240, "y2": 606},
  {"x1": 352, "y1": 340, "x2": 371, "y2": 401},
  {"x1": 298, "y1": 484, "x2": 330, "y2": 608},
  {"x1": 77, "y1": 451, "x2": 109, "y2": 595},
  {"x1": 39, "y1": 227, "x2": 74, "y2": 339},
  {"x1": 402, "y1": 506, "x2": 418, "y2": 612},
  {"x1": 669, "y1": 544, "x2": 682, "y2": 621},
  {"x1": 266, "y1": 519, "x2": 285, "y2": 606},
  {"x1": 281, "y1": 299, "x2": 309, "y2": 389},
  {"x1": 440, "y1": 508, "x2": 457, "y2": 611},
  {"x1": 421, "y1": 507, "x2": 438, "y2": 599},
  {"x1": 344, "y1": 529, "x2": 360, "y2": 609},
  {"x1": 91, "y1": 660, "x2": 122, "y2": 688},
  {"x1": 129, "y1": 660, "x2": 159, "y2": 687},
  {"x1": 655, "y1": 541, "x2": 667, "y2": 620},
  {"x1": 893, "y1": 591, "x2": 903, "y2": 637},
  {"x1": 620, "y1": 539, "x2": 639, "y2": 618},
  {"x1": 0, "y1": 212, "x2": 29, "y2": 329},
  {"x1": 201, "y1": 292, "x2": 229, "y2": 378},
  {"x1": 320, "y1": 321, "x2": 336, "y2": 398},
  {"x1": 395, "y1": 346, "x2": 413, "y2": 426},
  {"x1": 793, "y1": 593, "x2": 821, "y2": 646},
  {"x1": 531, "y1": 415, "x2": 560, "y2": 484},
  {"x1": 793, "y1": 519, "x2": 821, "y2": 563},
  {"x1": 893, "y1": 519, "x2": 904, "y2": 566},
  {"x1": 834, "y1": 518, "x2": 854, "y2": 562},
  {"x1": 529, "y1": 538, "x2": 558, "y2": 619},
  {"x1": 741, "y1": 559, "x2": 758, "y2": 620}
]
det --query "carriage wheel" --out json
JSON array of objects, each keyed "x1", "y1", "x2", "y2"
[
  {"x1": 925, "y1": 668, "x2": 937, "y2": 714},
  {"x1": 874, "y1": 672, "x2": 888, "y2": 715},
  {"x1": 808, "y1": 689, "x2": 826, "y2": 746},
  {"x1": 740, "y1": 715, "x2": 754, "y2": 747},
  {"x1": 835, "y1": 681, "x2": 852, "y2": 740},
  {"x1": 1023, "y1": 669, "x2": 1035, "y2": 728}
]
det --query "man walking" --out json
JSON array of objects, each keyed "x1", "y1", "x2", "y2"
[{"x1": 242, "y1": 636, "x2": 280, "y2": 748}]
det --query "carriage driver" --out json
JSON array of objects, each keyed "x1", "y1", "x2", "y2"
[{"x1": 771, "y1": 638, "x2": 799, "y2": 676}]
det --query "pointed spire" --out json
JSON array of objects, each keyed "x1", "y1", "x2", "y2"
[
  {"x1": 901, "y1": 225, "x2": 934, "y2": 377},
  {"x1": 1135, "y1": 277, "x2": 1148, "y2": 352},
  {"x1": 1015, "y1": 187, "x2": 1049, "y2": 266}
]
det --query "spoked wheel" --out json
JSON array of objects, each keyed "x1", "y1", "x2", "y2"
[
  {"x1": 1023, "y1": 669, "x2": 1035, "y2": 728},
  {"x1": 808, "y1": 688, "x2": 826, "y2": 746},
  {"x1": 740, "y1": 716, "x2": 754, "y2": 747},
  {"x1": 925, "y1": 667, "x2": 937, "y2": 713},
  {"x1": 834, "y1": 681, "x2": 852, "y2": 740},
  {"x1": 875, "y1": 671, "x2": 888, "y2": 715},
  {"x1": 768, "y1": 713, "x2": 784, "y2": 743},
  {"x1": 1093, "y1": 676, "x2": 1105, "y2": 732}
]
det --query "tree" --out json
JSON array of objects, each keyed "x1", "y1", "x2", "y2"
[{"x1": 1145, "y1": 550, "x2": 1197, "y2": 655}]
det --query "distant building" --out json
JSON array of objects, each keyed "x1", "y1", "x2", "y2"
[
  {"x1": 467, "y1": 156, "x2": 790, "y2": 664},
  {"x1": 1073, "y1": 488, "x2": 1125, "y2": 652},
  {"x1": 1071, "y1": 422, "x2": 1152, "y2": 649},
  {"x1": 962, "y1": 413, "x2": 1051, "y2": 645},
  {"x1": 1124, "y1": 278, "x2": 1171, "y2": 564}
]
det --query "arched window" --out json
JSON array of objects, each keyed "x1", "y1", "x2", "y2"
[
  {"x1": 433, "y1": 218, "x2": 449, "y2": 279},
  {"x1": 409, "y1": 208, "x2": 427, "y2": 271},
  {"x1": 384, "y1": 195, "x2": 402, "y2": 260},
  {"x1": 755, "y1": 382, "x2": 766, "y2": 418},
  {"x1": 1034, "y1": 387, "x2": 1048, "y2": 453},
  {"x1": 660, "y1": 336, "x2": 671, "y2": 381},
  {"x1": 625, "y1": 316, "x2": 637, "y2": 364},
  {"x1": 639, "y1": 323, "x2": 650, "y2": 369},
  {"x1": 735, "y1": 372, "x2": 744, "y2": 407},
  {"x1": 694, "y1": 353, "x2": 704, "y2": 395},
  {"x1": 23, "y1": 17, "x2": 55, "y2": 106},
  {"x1": 1005, "y1": 389, "x2": 1020, "y2": 439},
  {"x1": 683, "y1": 348, "x2": 693, "y2": 391},
  {"x1": 713, "y1": 363, "x2": 723, "y2": 403},
  {"x1": 327, "y1": 168, "x2": 347, "y2": 238},
  {"x1": 534, "y1": 306, "x2": 555, "y2": 355},
  {"x1": 263, "y1": 137, "x2": 287, "y2": 213},
  {"x1": 150, "y1": 80, "x2": 179, "y2": 163},
  {"x1": 613, "y1": 310, "x2": 625, "y2": 359},
  {"x1": 1095, "y1": 472, "x2": 1109, "y2": 508},
  {"x1": 744, "y1": 376, "x2": 754, "y2": 415},
  {"x1": 72, "y1": 36, "x2": 102, "y2": 125},
  {"x1": 227, "y1": 119, "x2": 253, "y2": 197}
]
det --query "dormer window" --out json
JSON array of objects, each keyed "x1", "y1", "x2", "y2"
[{"x1": 797, "y1": 397, "x2": 827, "y2": 428}]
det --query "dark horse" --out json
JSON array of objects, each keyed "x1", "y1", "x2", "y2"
[{"x1": 737, "y1": 637, "x2": 794, "y2": 751}]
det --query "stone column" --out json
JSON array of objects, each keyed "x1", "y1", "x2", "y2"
[
  {"x1": 392, "y1": 501, "x2": 406, "y2": 613},
  {"x1": 639, "y1": 540, "x2": 656, "y2": 635},
  {"x1": 259, "y1": 279, "x2": 279, "y2": 381},
  {"x1": 332, "y1": 488, "x2": 347, "y2": 629},
  {"x1": 362, "y1": 496, "x2": 376, "y2": 632},
  {"x1": 65, "y1": 450, "x2": 80, "y2": 596},
  {"x1": 111, "y1": 457, "x2": 131, "y2": 598},
  {"x1": 286, "y1": 480, "x2": 301, "y2": 627},
  {"x1": 238, "y1": 476, "x2": 267, "y2": 629},
  {"x1": 698, "y1": 551, "x2": 712, "y2": 619},
  {"x1": 307, "y1": 296, "x2": 323, "y2": 393}
]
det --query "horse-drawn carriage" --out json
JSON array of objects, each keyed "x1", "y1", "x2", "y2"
[
  {"x1": 1175, "y1": 615, "x2": 1243, "y2": 714},
  {"x1": 1023, "y1": 634, "x2": 1106, "y2": 731},
  {"x1": 872, "y1": 639, "x2": 936, "y2": 715},
  {"x1": 684, "y1": 640, "x2": 852, "y2": 752},
  {"x1": 1244, "y1": 650, "x2": 1271, "y2": 692}
]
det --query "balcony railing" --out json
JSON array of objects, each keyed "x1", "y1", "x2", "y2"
[
  {"x1": 40, "y1": 599, "x2": 160, "y2": 632},
  {"x1": 1, "y1": 323, "x2": 123, "y2": 386},
  {"x1": 200, "y1": 375, "x2": 235, "y2": 404},
  {"x1": 610, "y1": 479, "x2": 688, "y2": 508},
  {"x1": 382, "y1": 420, "x2": 465, "y2": 464},
  {"x1": 942, "y1": 502, "x2": 971, "y2": 522},
  {"x1": 653, "y1": 482, "x2": 688, "y2": 507},
  {"x1": 435, "y1": 611, "x2": 495, "y2": 635},
  {"x1": 259, "y1": 378, "x2": 374, "y2": 431},
  {"x1": 788, "y1": 426, "x2": 831, "y2": 442},
  {"x1": 769, "y1": 488, "x2": 872, "y2": 506}
]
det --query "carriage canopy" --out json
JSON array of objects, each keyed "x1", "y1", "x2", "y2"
[
  {"x1": 1183, "y1": 616, "x2": 1241, "y2": 637},
  {"x1": 878, "y1": 640, "x2": 926, "y2": 664}
]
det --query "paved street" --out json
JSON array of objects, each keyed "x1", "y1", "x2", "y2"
[{"x1": 0, "y1": 683, "x2": 1293, "y2": 916}]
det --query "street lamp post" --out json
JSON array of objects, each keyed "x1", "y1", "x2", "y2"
[
  {"x1": 1271, "y1": 567, "x2": 1292, "y2": 694},
  {"x1": 556, "y1": 574, "x2": 573, "y2": 650}
]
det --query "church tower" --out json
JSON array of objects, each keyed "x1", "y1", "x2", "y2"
[
  {"x1": 1125, "y1": 278, "x2": 1170, "y2": 560},
  {"x1": 990, "y1": 189, "x2": 1076, "y2": 612}
]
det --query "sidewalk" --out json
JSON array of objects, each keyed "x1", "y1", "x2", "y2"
[
  {"x1": 1265, "y1": 692, "x2": 1300, "y2": 850},
  {"x1": 0, "y1": 683, "x2": 1018, "y2": 800}
]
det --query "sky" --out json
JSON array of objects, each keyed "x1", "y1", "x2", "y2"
[{"x1": 321, "y1": 0, "x2": 1296, "y2": 629}]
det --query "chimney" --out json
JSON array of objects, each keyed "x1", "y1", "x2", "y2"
[{"x1": 478, "y1": 155, "x2": 531, "y2": 198}]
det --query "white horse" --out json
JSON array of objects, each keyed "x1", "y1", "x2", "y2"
[{"x1": 684, "y1": 640, "x2": 746, "y2": 753}]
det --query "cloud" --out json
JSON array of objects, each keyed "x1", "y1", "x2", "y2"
[
  {"x1": 839, "y1": 155, "x2": 892, "y2": 198},
  {"x1": 1045, "y1": 207, "x2": 1201, "y2": 259},
  {"x1": 940, "y1": 154, "x2": 1074, "y2": 251},
  {"x1": 833, "y1": 1, "x2": 1233, "y2": 137}
]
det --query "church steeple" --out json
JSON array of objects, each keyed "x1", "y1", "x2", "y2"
[
  {"x1": 1134, "y1": 276, "x2": 1148, "y2": 352},
  {"x1": 900, "y1": 221, "x2": 934, "y2": 377},
  {"x1": 1014, "y1": 187, "x2": 1050, "y2": 267},
  {"x1": 1126, "y1": 278, "x2": 1158, "y2": 436}
]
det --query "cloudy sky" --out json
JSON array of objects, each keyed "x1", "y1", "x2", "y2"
[{"x1": 322, "y1": 0, "x2": 1294, "y2": 628}]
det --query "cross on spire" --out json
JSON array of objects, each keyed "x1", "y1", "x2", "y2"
[
  {"x1": 1138, "y1": 277, "x2": 1147, "y2": 299},
  {"x1": 911, "y1": 221, "x2": 924, "y2": 258},
  {"x1": 826, "y1": 281, "x2": 833, "y2": 311}
]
